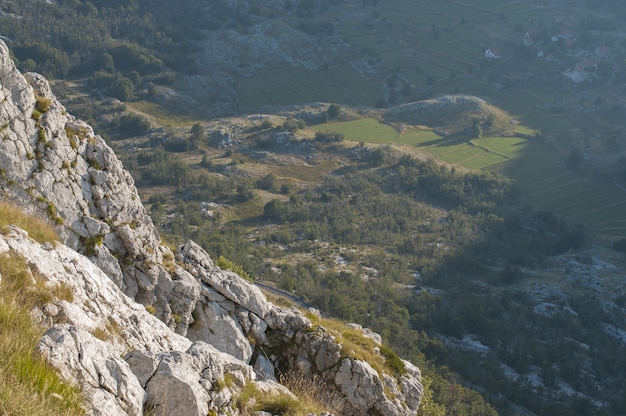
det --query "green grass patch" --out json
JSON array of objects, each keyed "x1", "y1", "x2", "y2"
[
  {"x1": 128, "y1": 101, "x2": 204, "y2": 126},
  {"x1": 312, "y1": 118, "x2": 398, "y2": 143},
  {"x1": 395, "y1": 128, "x2": 442, "y2": 146},
  {"x1": 270, "y1": 160, "x2": 345, "y2": 184}
]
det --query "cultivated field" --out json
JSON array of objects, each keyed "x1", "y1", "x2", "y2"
[
  {"x1": 237, "y1": 0, "x2": 555, "y2": 119},
  {"x1": 313, "y1": 118, "x2": 626, "y2": 239}
]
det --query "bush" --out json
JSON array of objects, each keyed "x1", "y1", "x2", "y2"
[
  {"x1": 215, "y1": 255, "x2": 252, "y2": 281},
  {"x1": 326, "y1": 103, "x2": 341, "y2": 119},
  {"x1": 118, "y1": 113, "x2": 151, "y2": 136},
  {"x1": 315, "y1": 131, "x2": 344, "y2": 143},
  {"x1": 106, "y1": 76, "x2": 135, "y2": 101},
  {"x1": 35, "y1": 95, "x2": 52, "y2": 113}
]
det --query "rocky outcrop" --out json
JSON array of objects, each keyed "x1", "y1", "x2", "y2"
[
  {"x1": 0, "y1": 39, "x2": 422, "y2": 415},
  {"x1": 0, "y1": 39, "x2": 199, "y2": 334}
]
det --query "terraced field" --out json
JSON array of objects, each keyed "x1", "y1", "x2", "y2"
[
  {"x1": 313, "y1": 118, "x2": 626, "y2": 239},
  {"x1": 237, "y1": 0, "x2": 560, "y2": 118}
]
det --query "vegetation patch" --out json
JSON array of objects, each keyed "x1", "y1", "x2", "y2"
[
  {"x1": 0, "y1": 201, "x2": 59, "y2": 244},
  {"x1": 0, "y1": 252, "x2": 84, "y2": 415},
  {"x1": 35, "y1": 95, "x2": 52, "y2": 113},
  {"x1": 306, "y1": 313, "x2": 404, "y2": 379},
  {"x1": 216, "y1": 255, "x2": 252, "y2": 282},
  {"x1": 312, "y1": 118, "x2": 398, "y2": 144},
  {"x1": 234, "y1": 375, "x2": 340, "y2": 416},
  {"x1": 83, "y1": 235, "x2": 104, "y2": 256}
]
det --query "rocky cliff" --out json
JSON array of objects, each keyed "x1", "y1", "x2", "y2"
[{"x1": 0, "y1": 39, "x2": 422, "y2": 415}]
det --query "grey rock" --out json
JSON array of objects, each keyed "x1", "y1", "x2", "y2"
[
  {"x1": 334, "y1": 358, "x2": 384, "y2": 414},
  {"x1": 179, "y1": 241, "x2": 270, "y2": 318},
  {"x1": 187, "y1": 301, "x2": 253, "y2": 362},
  {"x1": 144, "y1": 351, "x2": 212, "y2": 416},
  {"x1": 0, "y1": 39, "x2": 423, "y2": 416},
  {"x1": 37, "y1": 325, "x2": 144, "y2": 416}
]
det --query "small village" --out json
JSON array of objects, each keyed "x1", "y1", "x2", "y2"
[{"x1": 485, "y1": 24, "x2": 624, "y2": 85}]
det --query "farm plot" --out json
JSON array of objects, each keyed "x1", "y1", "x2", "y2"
[
  {"x1": 313, "y1": 116, "x2": 626, "y2": 238},
  {"x1": 410, "y1": 131, "x2": 626, "y2": 239},
  {"x1": 312, "y1": 118, "x2": 399, "y2": 143},
  {"x1": 492, "y1": 140, "x2": 626, "y2": 238}
]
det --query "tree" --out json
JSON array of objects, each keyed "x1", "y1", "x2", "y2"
[
  {"x1": 107, "y1": 76, "x2": 135, "y2": 101},
  {"x1": 97, "y1": 52, "x2": 115, "y2": 73},
  {"x1": 119, "y1": 113, "x2": 151, "y2": 135},
  {"x1": 263, "y1": 199, "x2": 285, "y2": 221},
  {"x1": 327, "y1": 103, "x2": 341, "y2": 119},
  {"x1": 190, "y1": 123, "x2": 206, "y2": 142},
  {"x1": 256, "y1": 174, "x2": 277, "y2": 191}
]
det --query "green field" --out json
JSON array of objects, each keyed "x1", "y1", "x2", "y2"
[
  {"x1": 312, "y1": 119, "x2": 449, "y2": 147},
  {"x1": 313, "y1": 117, "x2": 626, "y2": 239},
  {"x1": 312, "y1": 118, "x2": 399, "y2": 142}
]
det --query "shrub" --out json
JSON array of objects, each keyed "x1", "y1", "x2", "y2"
[
  {"x1": 84, "y1": 235, "x2": 104, "y2": 256},
  {"x1": 326, "y1": 103, "x2": 341, "y2": 119},
  {"x1": 106, "y1": 75, "x2": 135, "y2": 101},
  {"x1": 32, "y1": 109, "x2": 42, "y2": 122},
  {"x1": 315, "y1": 131, "x2": 344, "y2": 143},
  {"x1": 118, "y1": 113, "x2": 151, "y2": 136},
  {"x1": 379, "y1": 345, "x2": 407, "y2": 376},
  {"x1": 35, "y1": 95, "x2": 52, "y2": 113},
  {"x1": 216, "y1": 255, "x2": 252, "y2": 282}
]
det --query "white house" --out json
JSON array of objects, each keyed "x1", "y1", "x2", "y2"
[{"x1": 485, "y1": 48, "x2": 501, "y2": 59}]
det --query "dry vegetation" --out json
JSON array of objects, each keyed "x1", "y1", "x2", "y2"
[
  {"x1": 0, "y1": 253, "x2": 84, "y2": 415},
  {"x1": 0, "y1": 200, "x2": 59, "y2": 244},
  {"x1": 0, "y1": 202, "x2": 84, "y2": 415}
]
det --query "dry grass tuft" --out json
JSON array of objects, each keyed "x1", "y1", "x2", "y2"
[{"x1": 0, "y1": 201, "x2": 59, "y2": 244}]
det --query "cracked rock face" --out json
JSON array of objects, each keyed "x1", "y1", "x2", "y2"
[
  {"x1": 0, "y1": 39, "x2": 423, "y2": 415},
  {"x1": 0, "y1": 40, "x2": 199, "y2": 332}
]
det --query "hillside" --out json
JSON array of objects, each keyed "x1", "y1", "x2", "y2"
[
  {"x1": 111, "y1": 99, "x2": 626, "y2": 415},
  {"x1": 0, "y1": 40, "x2": 425, "y2": 415},
  {"x1": 2, "y1": 0, "x2": 626, "y2": 415}
]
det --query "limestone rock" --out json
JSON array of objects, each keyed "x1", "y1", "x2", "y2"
[
  {"x1": 334, "y1": 358, "x2": 385, "y2": 415},
  {"x1": 144, "y1": 350, "x2": 212, "y2": 416},
  {"x1": 0, "y1": 39, "x2": 200, "y2": 331},
  {"x1": 179, "y1": 240, "x2": 270, "y2": 318},
  {"x1": 0, "y1": 38, "x2": 423, "y2": 416},
  {"x1": 187, "y1": 300, "x2": 253, "y2": 361},
  {"x1": 37, "y1": 325, "x2": 144, "y2": 416}
]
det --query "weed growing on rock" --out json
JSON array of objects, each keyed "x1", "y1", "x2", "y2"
[
  {"x1": 216, "y1": 255, "x2": 252, "y2": 282},
  {"x1": 0, "y1": 201, "x2": 58, "y2": 244},
  {"x1": 0, "y1": 252, "x2": 84, "y2": 415},
  {"x1": 35, "y1": 95, "x2": 52, "y2": 113}
]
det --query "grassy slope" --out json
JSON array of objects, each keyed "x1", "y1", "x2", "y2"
[{"x1": 0, "y1": 202, "x2": 85, "y2": 416}]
